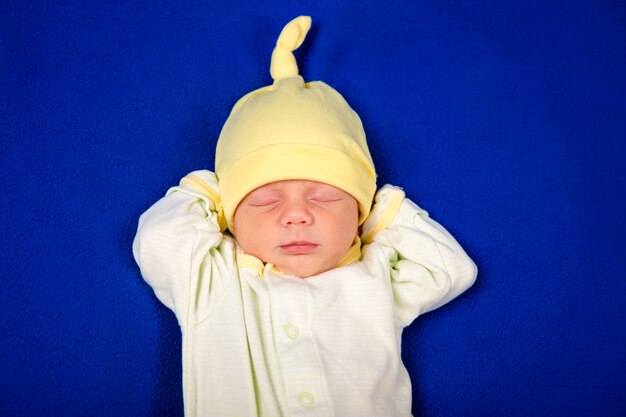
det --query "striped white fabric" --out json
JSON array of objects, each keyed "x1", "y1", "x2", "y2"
[{"x1": 133, "y1": 170, "x2": 477, "y2": 417}]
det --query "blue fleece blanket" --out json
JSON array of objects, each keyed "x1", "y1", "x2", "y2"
[{"x1": 1, "y1": 1, "x2": 625, "y2": 416}]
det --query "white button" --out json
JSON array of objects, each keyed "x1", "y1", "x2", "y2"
[
  {"x1": 298, "y1": 392, "x2": 314, "y2": 407},
  {"x1": 285, "y1": 324, "x2": 300, "y2": 339}
]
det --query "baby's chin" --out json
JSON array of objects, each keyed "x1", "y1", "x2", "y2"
[{"x1": 274, "y1": 259, "x2": 335, "y2": 278}]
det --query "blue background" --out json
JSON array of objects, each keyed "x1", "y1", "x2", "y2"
[{"x1": 2, "y1": 1, "x2": 625, "y2": 416}]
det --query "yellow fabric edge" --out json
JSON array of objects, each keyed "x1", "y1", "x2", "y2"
[
  {"x1": 361, "y1": 192, "x2": 405, "y2": 244},
  {"x1": 217, "y1": 143, "x2": 376, "y2": 230},
  {"x1": 336, "y1": 236, "x2": 362, "y2": 268},
  {"x1": 180, "y1": 174, "x2": 227, "y2": 232},
  {"x1": 237, "y1": 254, "x2": 265, "y2": 276}
]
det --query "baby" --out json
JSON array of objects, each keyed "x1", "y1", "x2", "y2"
[{"x1": 133, "y1": 16, "x2": 477, "y2": 417}]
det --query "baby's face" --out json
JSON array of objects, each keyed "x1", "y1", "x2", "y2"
[{"x1": 233, "y1": 180, "x2": 359, "y2": 278}]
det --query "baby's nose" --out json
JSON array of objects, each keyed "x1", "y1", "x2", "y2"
[{"x1": 280, "y1": 201, "x2": 313, "y2": 226}]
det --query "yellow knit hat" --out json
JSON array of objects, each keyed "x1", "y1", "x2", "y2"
[{"x1": 216, "y1": 16, "x2": 377, "y2": 230}]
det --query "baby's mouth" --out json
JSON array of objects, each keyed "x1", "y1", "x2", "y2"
[{"x1": 280, "y1": 241, "x2": 319, "y2": 254}]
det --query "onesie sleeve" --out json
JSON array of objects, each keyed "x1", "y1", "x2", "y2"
[
  {"x1": 132, "y1": 170, "x2": 236, "y2": 325},
  {"x1": 362, "y1": 185, "x2": 478, "y2": 326}
]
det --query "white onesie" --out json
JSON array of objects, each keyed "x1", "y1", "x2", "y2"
[{"x1": 133, "y1": 169, "x2": 477, "y2": 417}]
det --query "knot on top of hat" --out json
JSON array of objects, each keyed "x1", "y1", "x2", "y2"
[{"x1": 270, "y1": 16, "x2": 312, "y2": 82}]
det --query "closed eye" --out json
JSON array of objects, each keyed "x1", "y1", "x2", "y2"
[
  {"x1": 249, "y1": 199, "x2": 281, "y2": 207},
  {"x1": 309, "y1": 196, "x2": 343, "y2": 203}
]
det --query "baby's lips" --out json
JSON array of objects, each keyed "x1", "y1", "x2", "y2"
[{"x1": 280, "y1": 241, "x2": 319, "y2": 254}]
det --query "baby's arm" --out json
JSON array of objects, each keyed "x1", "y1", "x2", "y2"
[
  {"x1": 132, "y1": 170, "x2": 235, "y2": 323},
  {"x1": 361, "y1": 185, "x2": 477, "y2": 326}
]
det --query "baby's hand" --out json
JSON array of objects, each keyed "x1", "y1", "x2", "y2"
[
  {"x1": 360, "y1": 185, "x2": 405, "y2": 244},
  {"x1": 178, "y1": 170, "x2": 226, "y2": 231}
]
